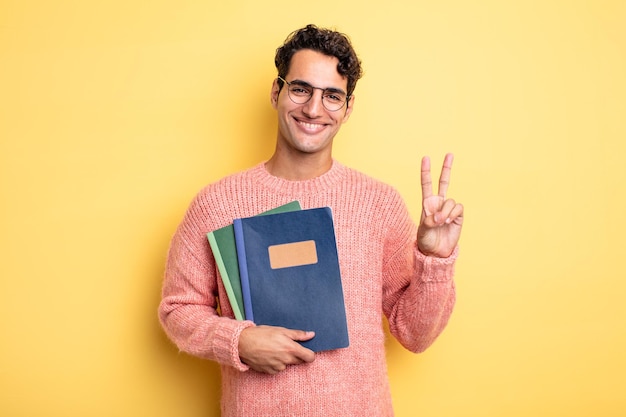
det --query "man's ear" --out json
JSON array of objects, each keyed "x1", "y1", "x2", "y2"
[{"x1": 270, "y1": 78, "x2": 280, "y2": 109}]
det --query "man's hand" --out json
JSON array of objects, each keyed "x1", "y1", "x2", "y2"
[
  {"x1": 238, "y1": 325, "x2": 316, "y2": 374},
  {"x1": 417, "y1": 153, "x2": 464, "y2": 258}
]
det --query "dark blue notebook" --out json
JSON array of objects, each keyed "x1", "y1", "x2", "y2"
[
  {"x1": 207, "y1": 201, "x2": 302, "y2": 321},
  {"x1": 233, "y1": 207, "x2": 349, "y2": 352}
]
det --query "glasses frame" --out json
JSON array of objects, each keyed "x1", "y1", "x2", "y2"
[{"x1": 277, "y1": 76, "x2": 350, "y2": 112}]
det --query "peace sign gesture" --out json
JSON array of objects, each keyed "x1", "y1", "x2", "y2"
[{"x1": 417, "y1": 153, "x2": 464, "y2": 258}]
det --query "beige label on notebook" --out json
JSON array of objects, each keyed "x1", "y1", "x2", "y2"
[{"x1": 268, "y1": 240, "x2": 318, "y2": 269}]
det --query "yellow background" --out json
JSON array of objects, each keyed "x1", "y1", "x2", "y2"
[{"x1": 1, "y1": 1, "x2": 625, "y2": 416}]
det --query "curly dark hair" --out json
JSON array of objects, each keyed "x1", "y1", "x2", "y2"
[{"x1": 275, "y1": 24, "x2": 363, "y2": 98}]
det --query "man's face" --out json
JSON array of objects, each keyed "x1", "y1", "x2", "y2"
[{"x1": 271, "y1": 49, "x2": 354, "y2": 157}]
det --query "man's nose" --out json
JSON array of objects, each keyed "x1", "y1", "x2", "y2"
[{"x1": 302, "y1": 90, "x2": 325, "y2": 116}]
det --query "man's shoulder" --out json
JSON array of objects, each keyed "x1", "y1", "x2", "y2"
[
  {"x1": 197, "y1": 163, "x2": 262, "y2": 195},
  {"x1": 185, "y1": 164, "x2": 261, "y2": 214}
]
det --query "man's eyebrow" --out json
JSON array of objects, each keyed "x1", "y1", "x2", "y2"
[
  {"x1": 289, "y1": 79, "x2": 313, "y2": 87},
  {"x1": 290, "y1": 79, "x2": 347, "y2": 95},
  {"x1": 324, "y1": 87, "x2": 347, "y2": 95}
]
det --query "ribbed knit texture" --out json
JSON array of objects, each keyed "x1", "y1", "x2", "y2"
[{"x1": 159, "y1": 160, "x2": 457, "y2": 417}]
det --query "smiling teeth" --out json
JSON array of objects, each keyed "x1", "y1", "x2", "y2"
[{"x1": 299, "y1": 121, "x2": 322, "y2": 129}]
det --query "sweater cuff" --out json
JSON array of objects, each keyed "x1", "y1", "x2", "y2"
[
  {"x1": 415, "y1": 245, "x2": 459, "y2": 282},
  {"x1": 212, "y1": 320, "x2": 256, "y2": 372}
]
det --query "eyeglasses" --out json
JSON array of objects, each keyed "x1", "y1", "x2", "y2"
[{"x1": 278, "y1": 76, "x2": 349, "y2": 112}]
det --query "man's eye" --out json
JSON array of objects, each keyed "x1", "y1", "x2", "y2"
[
  {"x1": 291, "y1": 86, "x2": 311, "y2": 96},
  {"x1": 324, "y1": 93, "x2": 344, "y2": 103}
]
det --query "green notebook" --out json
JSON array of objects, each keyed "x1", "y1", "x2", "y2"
[{"x1": 207, "y1": 201, "x2": 301, "y2": 320}]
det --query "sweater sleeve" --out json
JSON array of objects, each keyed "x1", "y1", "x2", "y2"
[
  {"x1": 158, "y1": 196, "x2": 255, "y2": 371},
  {"x1": 381, "y1": 198, "x2": 458, "y2": 353}
]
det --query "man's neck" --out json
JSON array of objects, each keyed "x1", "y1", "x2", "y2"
[{"x1": 265, "y1": 151, "x2": 333, "y2": 181}]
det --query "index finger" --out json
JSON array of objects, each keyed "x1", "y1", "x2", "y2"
[
  {"x1": 438, "y1": 153, "x2": 454, "y2": 197},
  {"x1": 421, "y1": 156, "x2": 433, "y2": 198}
]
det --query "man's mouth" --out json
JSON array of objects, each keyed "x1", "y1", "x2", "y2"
[{"x1": 296, "y1": 119, "x2": 326, "y2": 133}]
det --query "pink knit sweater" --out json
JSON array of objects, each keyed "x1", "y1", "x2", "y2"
[{"x1": 159, "y1": 160, "x2": 457, "y2": 417}]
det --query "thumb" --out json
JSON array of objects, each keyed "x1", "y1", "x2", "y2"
[
  {"x1": 421, "y1": 213, "x2": 439, "y2": 228},
  {"x1": 287, "y1": 329, "x2": 316, "y2": 341}
]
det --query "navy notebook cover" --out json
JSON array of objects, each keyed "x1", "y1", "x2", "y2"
[
  {"x1": 207, "y1": 201, "x2": 302, "y2": 321},
  {"x1": 233, "y1": 207, "x2": 349, "y2": 352}
]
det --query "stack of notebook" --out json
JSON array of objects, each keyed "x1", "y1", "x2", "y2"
[{"x1": 207, "y1": 202, "x2": 349, "y2": 352}]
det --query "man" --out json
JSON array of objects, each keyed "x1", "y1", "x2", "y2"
[{"x1": 159, "y1": 24, "x2": 463, "y2": 417}]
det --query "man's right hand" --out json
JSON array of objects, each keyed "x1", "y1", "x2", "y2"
[{"x1": 238, "y1": 325, "x2": 316, "y2": 374}]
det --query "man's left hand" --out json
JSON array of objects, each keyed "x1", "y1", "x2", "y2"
[{"x1": 417, "y1": 153, "x2": 464, "y2": 258}]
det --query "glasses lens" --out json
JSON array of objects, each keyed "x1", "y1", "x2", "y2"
[
  {"x1": 287, "y1": 84, "x2": 312, "y2": 104},
  {"x1": 322, "y1": 92, "x2": 346, "y2": 111}
]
